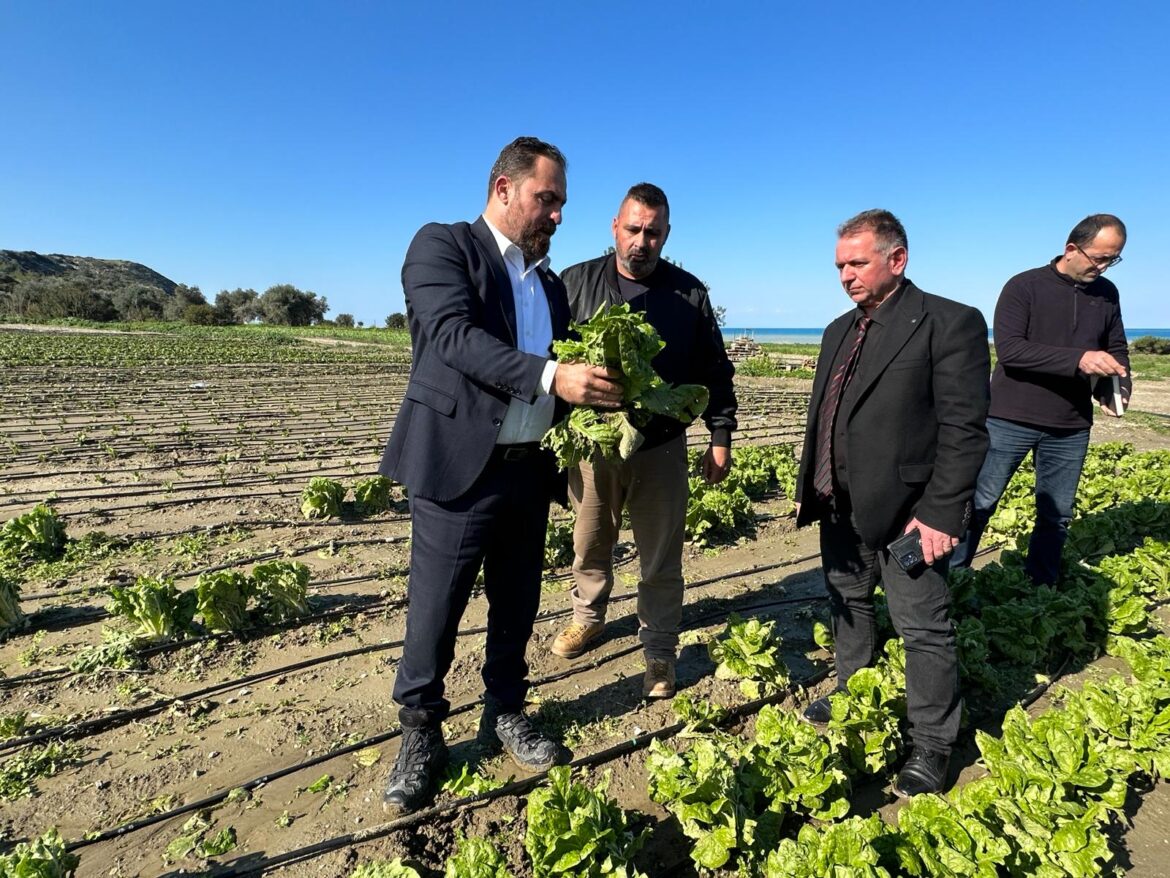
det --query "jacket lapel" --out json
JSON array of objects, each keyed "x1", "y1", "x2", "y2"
[
  {"x1": 812, "y1": 313, "x2": 855, "y2": 406},
  {"x1": 847, "y1": 281, "x2": 926, "y2": 407},
  {"x1": 470, "y1": 217, "x2": 517, "y2": 345},
  {"x1": 540, "y1": 268, "x2": 571, "y2": 339}
]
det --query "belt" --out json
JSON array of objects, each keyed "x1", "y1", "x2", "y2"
[{"x1": 491, "y1": 442, "x2": 543, "y2": 463}]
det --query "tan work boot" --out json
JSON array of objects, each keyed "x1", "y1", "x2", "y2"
[
  {"x1": 550, "y1": 621, "x2": 605, "y2": 659},
  {"x1": 643, "y1": 658, "x2": 676, "y2": 699}
]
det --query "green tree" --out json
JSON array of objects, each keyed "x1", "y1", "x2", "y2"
[
  {"x1": 334, "y1": 313, "x2": 355, "y2": 328},
  {"x1": 162, "y1": 284, "x2": 208, "y2": 321},
  {"x1": 111, "y1": 283, "x2": 167, "y2": 321},
  {"x1": 213, "y1": 288, "x2": 259, "y2": 324},
  {"x1": 258, "y1": 284, "x2": 328, "y2": 326},
  {"x1": 182, "y1": 303, "x2": 217, "y2": 325},
  {"x1": 385, "y1": 312, "x2": 407, "y2": 329}
]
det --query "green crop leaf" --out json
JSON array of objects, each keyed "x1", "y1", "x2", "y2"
[
  {"x1": 1, "y1": 575, "x2": 28, "y2": 642},
  {"x1": 300, "y1": 477, "x2": 345, "y2": 520},
  {"x1": 195, "y1": 570, "x2": 254, "y2": 633},
  {"x1": 542, "y1": 304, "x2": 708, "y2": 469},
  {"x1": 195, "y1": 827, "x2": 237, "y2": 858},
  {"x1": 0, "y1": 505, "x2": 67, "y2": 564},
  {"x1": 708, "y1": 613, "x2": 790, "y2": 697},
  {"x1": 107, "y1": 576, "x2": 197, "y2": 643},
  {"x1": 444, "y1": 836, "x2": 514, "y2": 878},
  {"x1": 526, "y1": 766, "x2": 648, "y2": 877},
  {"x1": 0, "y1": 827, "x2": 80, "y2": 877},
  {"x1": 349, "y1": 861, "x2": 423, "y2": 878},
  {"x1": 251, "y1": 561, "x2": 311, "y2": 623},
  {"x1": 440, "y1": 762, "x2": 505, "y2": 796},
  {"x1": 353, "y1": 475, "x2": 393, "y2": 515}
]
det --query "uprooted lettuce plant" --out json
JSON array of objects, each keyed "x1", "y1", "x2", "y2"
[
  {"x1": 542, "y1": 304, "x2": 708, "y2": 469},
  {"x1": 0, "y1": 504, "x2": 67, "y2": 564},
  {"x1": 300, "y1": 477, "x2": 346, "y2": 520},
  {"x1": 195, "y1": 570, "x2": 255, "y2": 633},
  {"x1": 353, "y1": 475, "x2": 393, "y2": 515},
  {"x1": 0, "y1": 826, "x2": 80, "y2": 877},
  {"x1": 107, "y1": 576, "x2": 198, "y2": 643},
  {"x1": 1, "y1": 575, "x2": 27, "y2": 641},
  {"x1": 250, "y1": 560, "x2": 312, "y2": 623}
]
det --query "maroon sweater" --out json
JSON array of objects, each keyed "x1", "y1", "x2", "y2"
[{"x1": 989, "y1": 261, "x2": 1130, "y2": 430}]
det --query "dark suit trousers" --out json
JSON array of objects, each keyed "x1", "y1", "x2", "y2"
[
  {"x1": 818, "y1": 493, "x2": 960, "y2": 754},
  {"x1": 393, "y1": 450, "x2": 552, "y2": 727}
]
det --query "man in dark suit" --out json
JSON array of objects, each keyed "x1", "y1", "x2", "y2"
[
  {"x1": 377, "y1": 137, "x2": 623, "y2": 815},
  {"x1": 794, "y1": 209, "x2": 989, "y2": 797}
]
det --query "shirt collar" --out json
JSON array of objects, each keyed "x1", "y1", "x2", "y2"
[{"x1": 481, "y1": 215, "x2": 550, "y2": 274}]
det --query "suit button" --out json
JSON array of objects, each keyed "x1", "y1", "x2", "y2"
[{"x1": 492, "y1": 418, "x2": 502, "y2": 427}]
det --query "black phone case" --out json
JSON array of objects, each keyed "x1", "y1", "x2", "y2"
[{"x1": 887, "y1": 529, "x2": 925, "y2": 572}]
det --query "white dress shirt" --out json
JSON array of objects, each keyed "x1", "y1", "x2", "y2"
[{"x1": 482, "y1": 216, "x2": 559, "y2": 444}]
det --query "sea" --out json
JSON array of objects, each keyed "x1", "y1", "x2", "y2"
[{"x1": 723, "y1": 327, "x2": 1170, "y2": 345}]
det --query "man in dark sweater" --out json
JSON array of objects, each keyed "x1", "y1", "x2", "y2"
[
  {"x1": 951, "y1": 214, "x2": 1130, "y2": 584},
  {"x1": 549, "y1": 183, "x2": 737, "y2": 698}
]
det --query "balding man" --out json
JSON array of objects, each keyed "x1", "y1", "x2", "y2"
[{"x1": 952, "y1": 214, "x2": 1130, "y2": 584}]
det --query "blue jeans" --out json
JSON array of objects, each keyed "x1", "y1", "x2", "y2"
[{"x1": 950, "y1": 417, "x2": 1090, "y2": 584}]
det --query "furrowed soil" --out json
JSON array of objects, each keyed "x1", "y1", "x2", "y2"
[{"x1": 1, "y1": 327, "x2": 1168, "y2": 877}]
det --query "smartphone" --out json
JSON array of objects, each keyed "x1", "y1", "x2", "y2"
[{"x1": 887, "y1": 529, "x2": 925, "y2": 572}]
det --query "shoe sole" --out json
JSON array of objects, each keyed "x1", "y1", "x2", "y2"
[
  {"x1": 550, "y1": 636, "x2": 601, "y2": 659},
  {"x1": 505, "y1": 750, "x2": 561, "y2": 773},
  {"x1": 643, "y1": 686, "x2": 676, "y2": 699}
]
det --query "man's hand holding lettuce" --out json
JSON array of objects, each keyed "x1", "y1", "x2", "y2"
[{"x1": 542, "y1": 303, "x2": 708, "y2": 468}]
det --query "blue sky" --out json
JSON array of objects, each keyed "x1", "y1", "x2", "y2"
[{"x1": 2, "y1": 1, "x2": 1167, "y2": 328}]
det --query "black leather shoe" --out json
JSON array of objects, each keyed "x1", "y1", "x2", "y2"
[
  {"x1": 382, "y1": 724, "x2": 448, "y2": 815},
  {"x1": 893, "y1": 747, "x2": 949, "y2": 797},
  {"x1": 478, "y1": 703, "x2": 567, "y2": 773},
  {"x1": 800, "y1": 695, "x2": 833, "y2": 725}
]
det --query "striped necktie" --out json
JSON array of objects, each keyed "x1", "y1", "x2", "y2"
[{"x1": 812, "y1": 315, "x2": 872, "y2": 499}]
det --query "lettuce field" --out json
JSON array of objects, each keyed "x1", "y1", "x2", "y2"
[{"x1": 1, "y1": 324, "x2": 1169, "y2": 877}]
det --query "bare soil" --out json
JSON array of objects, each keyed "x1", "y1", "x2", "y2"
[{"x1": 2, "y1": 349, "x2": 1168, "y2": 877}]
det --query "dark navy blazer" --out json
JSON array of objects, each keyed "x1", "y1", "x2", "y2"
[{"x1": 378, "y1": 217, "x2": 571, "y2": 501}]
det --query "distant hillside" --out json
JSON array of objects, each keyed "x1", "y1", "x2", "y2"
[{"x1": 0, "y1": 250, "x2": 178, "y2": 295}]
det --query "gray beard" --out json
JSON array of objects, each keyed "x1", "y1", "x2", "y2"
[{"x1": 619, "y1": 253, "x2": 657, "y2": 279}]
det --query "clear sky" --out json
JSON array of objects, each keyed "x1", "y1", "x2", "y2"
[{"x1": 2, "y1": 1, "x2": 1167, "y2": 329}]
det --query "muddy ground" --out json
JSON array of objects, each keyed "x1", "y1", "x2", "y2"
[{"x1": 1, "y1": 340, "x2": 1168, "y2": 877}]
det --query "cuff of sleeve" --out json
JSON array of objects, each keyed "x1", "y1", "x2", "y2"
[
  {"x1": 539, "y1": 359, "x2": 558, "y2": 396},
  {"x1": 710, "y1": 428, "x2": 732, "y2": 448}
]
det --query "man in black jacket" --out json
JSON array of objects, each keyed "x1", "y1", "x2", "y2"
[
  {"x1": 795, "y1": 209, "x2": 989, "y2": 797},
  {"x1": 377, "y1": 137, "x2": 623, "y2": 815},
  {"x1": 549, "y1": 183, "x2": 737, "y2": 699},
  {"x1": 951, "y1": 214, "x2": 1130, "y2": 584}
]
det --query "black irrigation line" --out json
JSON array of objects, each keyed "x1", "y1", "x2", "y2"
[
  {"x1": 61, "y1": 590, "x2": 831, "y2": 854},
  {"x1": 2, "y1": 551, "x2": 824, "y2": 753},
  {"x1": 0, "y1": 429, "x2": 385, "y2": 467},
  {"x1": 0, "y1": 460, "x2": 392, "y2": 506},
  {"x1": 176, "y1": 615, "x2": 1080, "y2": 876},
  {"x1": 0, "y1": 594, "x2": 401, "y2": 695},
  {"x1": 17, "y1": 534, "x2": 412, "y2": 606}
]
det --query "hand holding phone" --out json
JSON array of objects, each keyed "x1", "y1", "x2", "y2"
[{"x1": 887, "y1": 528, "x2": 925, "y2": 573}]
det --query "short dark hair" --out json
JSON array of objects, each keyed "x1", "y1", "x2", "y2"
[
  {"x1": 837, "y1": 209, "x2": 908, "y2": 256},
  {"x1": 623, "y1": 182, "x2": 669, "y2": 216},
  {"x1": 1067, "y1": 214, "x2": 1127, "y2": 247},
  {"x1": 487, "y1": 137, "x2": 567, "y2": 199}
]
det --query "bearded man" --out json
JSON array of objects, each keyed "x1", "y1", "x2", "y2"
[{"x1": 377, "y1": 137, "x2": 623, "y2": 814}]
